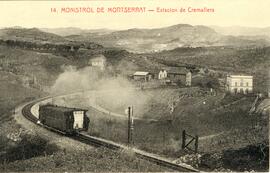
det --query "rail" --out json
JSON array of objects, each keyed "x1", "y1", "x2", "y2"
[{"x1": 21, "y1": 98, "x2": 199, "y2": 172}]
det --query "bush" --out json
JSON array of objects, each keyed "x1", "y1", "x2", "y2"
[
  {"x1": 222, "y1": 143, "x2": 269, "y2": 171},
  {"x1": 0, "y1": 134, "x2": 59, "y2": 163},
  {"x1": 200, "y1": 142, "x2": 269, "y2": 171},
  {"x1": 193, "y1": 76, "x2": 220, "y2": 89}
]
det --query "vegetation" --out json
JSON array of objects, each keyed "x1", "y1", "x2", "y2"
[
  {"x1": 0, "y1": 134, "x2": 59, "y2": 164},
  {"x1": 60, "y1": 88, "x2": 268, "y2": 161},
  {"x1": 151, "y1": 46, "x2": 270, "y2": 71},
  {"x1": 200, "y1": 141, "x2": 269, "y2": 172},
  {"x1": 0, "y1": 137, "x2": 166, "y2": 172}
]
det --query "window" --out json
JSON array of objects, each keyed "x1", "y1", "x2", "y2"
[
  {"x1": 240, "y1": 82, "x2": 243, "y2": 87},
  {"x1": 235, "y1": 82, "x2": 237, "y2": 86},
  {"x1": 246, "y1": 82, "x2": 249, "y2": 87}
]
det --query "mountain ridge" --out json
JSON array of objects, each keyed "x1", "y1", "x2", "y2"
[
  {"x1": 65, "y1": 24, "x2": 270, "y2": 53},
  {"x1": 1, "y1": 24, "x2": 269, "y2": 53}
]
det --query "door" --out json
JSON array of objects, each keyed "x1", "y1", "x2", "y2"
[
  {"x1": 73, "y1": 111, "x2": 84, "y2": 129},
  {"x1": 234, "y1": 88, "x2": 238, "y2": 94},
  {"x1": 240, "y1": 88, "x2": 244, "y2": 94}
]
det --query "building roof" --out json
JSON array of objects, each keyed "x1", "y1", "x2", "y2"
[
  {"x1": 133, "y1": 71, "x2": 149, "y2": 76},
  {"x1": 228, "y1": 75, "x2": 253, "y2": 79},
  {"x1": 147, "y1": 69, "x2": 161, "y2": 74},
  {"x1": 163, "y1": 67, "x2": 190, "y2": 75},
  {"x1": 40, "y1": 104, "x2": 87, "y2": 113}
]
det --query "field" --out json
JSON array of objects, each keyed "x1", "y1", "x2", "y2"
[
  {"x1": 54, "y1": 87, "x2": 268, "y2": 160},
  {"x1": 0, "y1": 131, "x2": 166, "y2": 172}
]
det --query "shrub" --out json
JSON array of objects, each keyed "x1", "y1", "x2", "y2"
[{"x1": 0, "y1": 134, "x2": 59, "y2": 163}]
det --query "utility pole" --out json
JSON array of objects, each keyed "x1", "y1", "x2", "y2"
[
  {"x1": 127, "y1": 106, "x2": 134, "y2": 146},
  {"x1": 127, "y1": 106, "x2": 131, "y2": 145},
  {"x1": 195, "y1": 135, "x2": 199, "y2": 153},
  {"x1": 130, "y1": 106, "x2": 134, "y2": 144},
  {"x1": 182, "y1": 130, "x2": 186, "y2": 149}
]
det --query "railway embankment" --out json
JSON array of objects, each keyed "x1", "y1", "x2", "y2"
[
  {"x1": 2, "y1": 97, "x2": 169, "y2": 172},
  {"x1": 19, "y1": 95, "x2": 199, "y2": 172}
]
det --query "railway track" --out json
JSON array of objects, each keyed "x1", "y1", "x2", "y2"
[
  {"x1": 21, "y1": 101, "x2": 39, "y2": 123},
  {"x1": 21, "y1": 100, "x2": 199, "y2": 172}
]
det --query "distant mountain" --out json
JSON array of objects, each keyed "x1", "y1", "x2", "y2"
[
  {"x1": 0, "y1": 27, "x2": 108, "y2": 63},
  {"x1": 0, "y1": 27, "x2": 67, "y2": 43},
  {"x1": 67, "y1": 24, "x2": 270, "y2": 53},
  {"x1": 0, "y1": 27, "x2": 105, "y2": 51},
  {"x1": 40, "y1": 27, "x2": 114, "y2": 36},
  {"x1": 1, "y1": 25, "x2": 269, "y2": 53},
  {"x1": 210, "y1": 26, "x2": 270, "y2": 38},
  {"x1": 67, "y1": 24, "x2": 220, "y2": 53}
]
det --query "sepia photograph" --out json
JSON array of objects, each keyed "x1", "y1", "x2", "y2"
[{"x1": 0, "y1": 0, "x2": 269, "y2": 172}]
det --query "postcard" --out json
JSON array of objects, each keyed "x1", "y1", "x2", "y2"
[{"x1": 0, "y1": 0, "x2": 269, "y2": 172}]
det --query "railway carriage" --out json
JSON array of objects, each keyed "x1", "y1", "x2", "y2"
[{"x1": 39, "y1": 104, "x2": 90, "y2": 135}]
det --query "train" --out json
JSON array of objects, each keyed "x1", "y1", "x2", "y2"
[{"x1": 39, "y1": 104, "x2": 90, "y2": 135}]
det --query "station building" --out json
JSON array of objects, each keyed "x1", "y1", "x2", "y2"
[{"x1": 226, "y1": 75, "x2": 253, "y2": 94}]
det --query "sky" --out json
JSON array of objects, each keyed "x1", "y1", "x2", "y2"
[{"x1": 0, "y1": 0, "x2": 269, "y2": 29}]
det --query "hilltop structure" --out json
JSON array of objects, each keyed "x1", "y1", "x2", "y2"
[
  {"x1": 89, "y1": 54, "x2": 106, "y2": 71},
  {"x1": 158, "y1": 69, "x2": 167, "y2": 80}
]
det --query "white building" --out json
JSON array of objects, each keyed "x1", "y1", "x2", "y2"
[
  {"x1": 158, "y1": 69, "x2": 167, "y2": 79},
  {"x1": 89, "y1": 55, "x2": 106, "y2": 71},
  {"x1": 226, "y1": 75, "x2": 253, "y2": 94},
  {"x1": 186, "y1": 71, "x2": 192, "y2": 86}
]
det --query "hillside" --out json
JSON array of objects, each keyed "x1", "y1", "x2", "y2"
[
  {"x1": 0, "y1": 27, "x2": 167, "y2": 77},
  {"x1": 143, "y1": 46, "x2": 270, "y2": 93},
  {"x1": 0, "y1": 28, "x2": 67, "y2": 43},
  {"x1": 67, "y1": 24, "x2": 270, "y2": 53},
  {"x1": 0, "y1": 27, "x2": 269, "y2": 91},
  {"x1": 0, "y1": 28, "x2": 130, "y2": 69},
  {"x1": 210, "y1": 25, "x2": 270, "y2": 38},
  {"x1": 40, "y1": 27, "x2": 114, "y2": 36},
  {"x1": 148, "y1": 46, "x2": 270, "y2": 70},
  {"x1": 0, "y1": 45, "x2": 74, "y2": 87}
]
